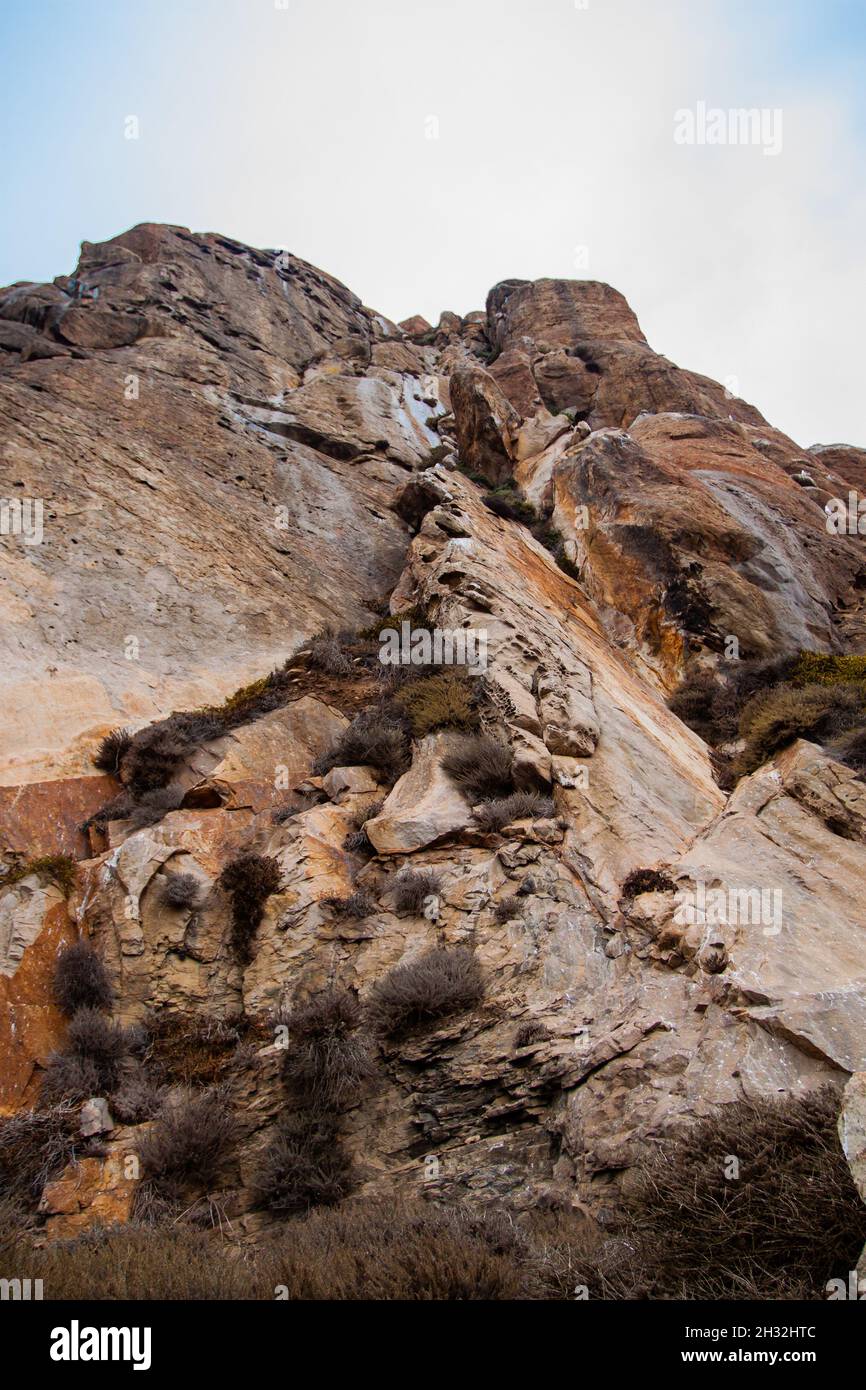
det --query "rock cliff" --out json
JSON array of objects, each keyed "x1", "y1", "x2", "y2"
[{"x1": 1, "y1": 225, "x2": 865, "y2": 1254}]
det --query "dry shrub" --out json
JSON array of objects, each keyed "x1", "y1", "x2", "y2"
[
  {"x1": 120, "y1": 712, "x2": 224, "y2": 794},
  {"x1": 219, "y1": 853, "x2": 282, "y2": 964},
  {"x1": 513, "y1": 1020, "x2": 550, "y2": 1047},
  {"x1": 109, "y1": 1072, "x2": 166, "y2": 1124},
  {"x1": 391, "y1": 866, "x2": 442, "y2": 915},
  {"x1": 138, "y1": 1085, "x2": 238, "y2": 1200},
  {"x1": 53, "y1": 940, "x2": 114, "y2": 1016},
  {"x1": 736, "y1": 681, "x2": 864, "y2": 776},
  {"x1": 367, "y1": 946, "x2": 484, "y2": 1037},
  {"x1": 0, "y1": 1103, "x2": 79, "y2": 1204},
  {"x1": 394, "y1": 672, "x2": 479, "y2": 736},
  {"x1": 830, "y1": 725, "x2": 866, "y2": 776},
  {"x1": 40, "y1": 1054, "x2": 104, "y2": 1105},
  {"x1": 495, "y1": 895, "x2": 525, "y2": 924},
  {"x1": 127, "y1": 785, "x2": 185, "y2": 828},
  {"x1": 320, "y1": 890, "x2": 374, "y2": 920},
  {"x1": 145, "y1": 1013, "x2": 246, "y2": 1087},
  {"x1": 791, "y1": 652, "x2": 866, "y2": 686},
  {"x1": 280, "y1": 990, "x2": 375, "y2": 1107},
  {"x1": 306, "y1": 630, "x2": 355, "y2": 677},
  {"x1": 573, "y1": 1088, "x2": 866, "y2": 1300},
  {"x1": 342, "y1": 799, "x2": 384, "y2": 854},
  {"x1": 92, "y1": 727, "x2": 132, "y2": 775},
  {"x1": 620, "y1": 867, "x2": 676, "y2": 901},
  {"x1": 45, "y1": 1008, "x2": 132, "y2": 1096},
  {"x1": 259, "y1": 1199, "x2": 532, "y2": 1299},
  {"x1": 313, "y1": 709, "x2": 409, "y2": 783},
  {"x1": 474, "y1": 790, "x2": 554, "y2": 832},
  {"x1": 255, "y1": 1111, "x2": 354, "y2": 1214},
  {"x1": 0, "y1": 854, "x2": 78, "y2": 898},
  {"x1": 161, "y1": 871, "x2": 202, "y2": 910},
  {"x1": 442, "y1": 734, "x2": 515, "y2": 803},
  {"x1": 25, "y1": 1225, "x2": 263, "y2": 1300}
]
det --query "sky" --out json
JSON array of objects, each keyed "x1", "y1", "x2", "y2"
[{"x1": 1, "y1": 0, "x2": 864, "y2": 447}]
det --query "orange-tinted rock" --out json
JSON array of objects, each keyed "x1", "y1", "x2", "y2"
[{"x1": 0, "y1": 894, "x2": 75, "y2": 1112}]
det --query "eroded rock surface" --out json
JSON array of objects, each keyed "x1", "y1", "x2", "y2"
[{"x1": 2, "y1": 224, "x2": 865, "y2": 1233}]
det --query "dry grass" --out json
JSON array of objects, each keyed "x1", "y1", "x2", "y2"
[
  {"x1": 442, "y1": 734, "x2": 515, "y2": 803},
  {"x1": 93, "y1": 727, "x2": 132, "y2": 775},
  {"x1": 279, "y1": 990, "x2": 375, "y2": 1108},
  {"x1": 736, "y1": 682, "x2": 864, "y2": 776},
  {"x1": 137, "y1": 1085, "x2": 238, "y2": 1203},
  {"x1": 161, "y1": 872, "x2": 202, "y2": 910},
  {"x1": 259, "y1": 1199, "x2": 533, "y2": 1299},
  {"x1": 21, "y1": 1224, "x2": 264, "y2": 1300},
  {"x1": 313, "y1": 708, "x2": 409, "y2": 783},
  {"x1": 320, "y1": 889, "x2": 374, "y2": 920},
  {"x1": 53, "y1": 940, "x2": 114, "y2": 1016},
  {"x1": 394, "y1": 672, "x2": 479, "y2": 736},
  {"x1": 255, "y1": 1111, "x2": 355, "y2": 1215},
  {"x1": 474, "y1": 790, "x2": 555, "y2": 832},
  {"x1": 573, "y1": 1088, "x2": 866, "y2": 1299},
  {"x1": 391, "y1": 866, "x2": 442, "y2": 915},
  {"x1": 219, "y1": 853, "x2": 282, "y2": 964},
  {"x1": 0, "y1": 1103, "x2": 79, "y2": 1205},
  {"x1": 366, "y1": 946, "x2": 484, "y2": 1037},
  {"x1": 145, "y1": 1012, "x2": 248, "y2": 1087}
]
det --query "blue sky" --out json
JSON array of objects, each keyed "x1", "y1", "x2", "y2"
[{"x1": 1, "y1": 0, "x2": 864, "y2": 446}]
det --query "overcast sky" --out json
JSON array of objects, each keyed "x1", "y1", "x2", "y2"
[{"x1": 2, "y1": 0, "x2": 864, "y2": 447}]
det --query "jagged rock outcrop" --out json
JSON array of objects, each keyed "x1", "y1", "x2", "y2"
[{"x1": 2, "y1": 224, "x2": 865, "y2": 1238}]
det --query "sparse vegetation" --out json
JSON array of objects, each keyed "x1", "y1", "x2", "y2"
[
  {"x1": 391, "y1": 866, "x2": 442, "y2": 915},
  {"x1": 17, "y1": 1224, "x2": 263, "y2": 1300},
  {"x1": 259, "y1": 1199, "x2": 531, "y2": 1299},
  {"x1": 219, "y1": 853, "x2": 282, "y2": 964},
  {"x1": 0, "y1": 1102, "x2": 79, "y2": 1204},
  {"x1": 60, "y1": 1007, "x2": 131, "y2": 1091},
  {"x1": 280, "y1": 989, "x2": 375, "y2": 1107},
  {"x1": 669, "y1": 652, "x2": 866, "y2": 784},
  {"x1": 394, "y1": 670, "x2": 479, "y2": 736},
  {"x1": 0, "y1": 854, "x2": 78, "y2": 898},
  {"x1": 366, "y1": 946, "x2": 484, "y2": 1037},
  {"x1": 576, "y1": 1088, "x2": 866, "y2": 1299},
  {"x1": 442, "y1": 734, "x2": 515, "y2": 802},
  {"x1": 137, "y1": 1085, "x2": 238, "y2": 1201},
  {"x1": 342, "y1": 799, "x2": 384, "y2": 854},
  {"x1": 620, "y1": 868, "x2": 676, "y2": 901},
  {"x1": 93, "y1": 727, "x2": 132, "y2": 775},
  {"x1": 514, "y1": 1020, "x2": 550, "y2": 1047},
  {"x1": 320, "y1": 889, "x2": 374, "y2": 920},
  {"x1": 145, "y1": 1012, "x2": 249, "y2": 1087},
  {"x1": 53, "y1": 940, "x2": 114, "y2": 1016},
  {"x1": 127, "y1": 785, "x2": 185, "y2": 828},
  {"x1": 314, "y1": 708, "x2": 410, "y2": 783},
  {"x1": 474, "y1": 790, "x2": 555, "y2": 832},
  {"x1": 494, "y1": 895, "x2": 525, "y2": 923},
  {"x1": 736, "y1": 681, "x2": 865, "y2": 777},
  {"x1": 255, "y1": 1110, "x2": 354, "y2": 1214},
  {"x1": 161, "y1": 871, "x2": 202, "y2": 910}
]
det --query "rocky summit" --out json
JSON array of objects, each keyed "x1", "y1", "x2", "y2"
[{"x1": 1, "y1": 224, "x2": 865, "y2": 1293}]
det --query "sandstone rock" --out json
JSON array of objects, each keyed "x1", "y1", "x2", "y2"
[
  {"x1": 80, "y1": 1096, "x2": 114, "y2": 1136},
  {"x1": 449, "y1": 365, "x2": 520, "y2": 486},
  {"x1": 321, "y1": 765, "x2": 380, "y2": 801},
  {"x1": 365, "y1": 735, "x2": 472, "y2": 854}
]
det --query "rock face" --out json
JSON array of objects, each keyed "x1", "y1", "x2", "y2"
[{"x1": 2, "y1": 223, "x2": 865, "y2": 1237}]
